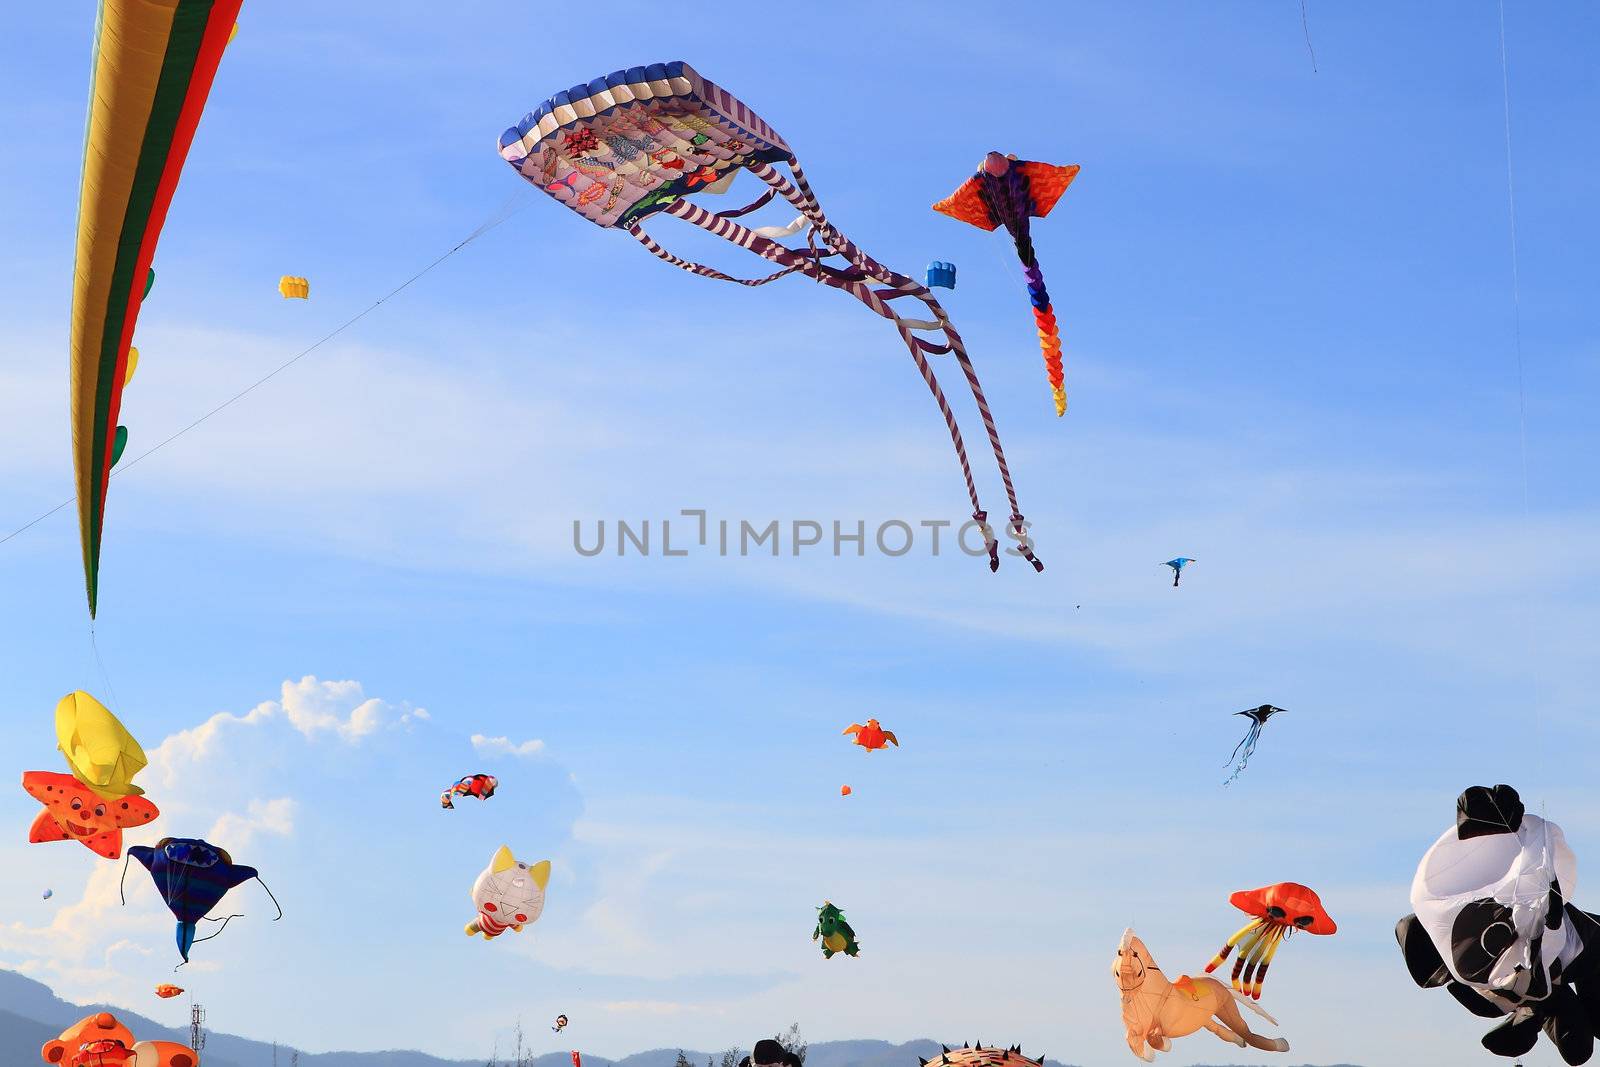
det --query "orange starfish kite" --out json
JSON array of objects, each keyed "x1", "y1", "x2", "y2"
[{"x1": 21, "y1": 771, "x2": 159, "y2": 859}]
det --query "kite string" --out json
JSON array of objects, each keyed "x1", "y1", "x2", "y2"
[
  {"x1": 1300, "y1": 1, "x2": 1318, "y2": 74},
  {"x1": 1495, "y1": 0, "x2": 1552, "y2": 889},
  {"x1": 0, "y1": 188, "x2": 532, "y2": 548}
]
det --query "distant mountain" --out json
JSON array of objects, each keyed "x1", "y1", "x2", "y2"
[{"x1": 0, "y1": 970, "x2": 1362, "y2": 1067}]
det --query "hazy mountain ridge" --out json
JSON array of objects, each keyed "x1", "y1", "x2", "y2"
[{"x1": 0, "y1": 971, "x2": 1362, "y2": 1067}]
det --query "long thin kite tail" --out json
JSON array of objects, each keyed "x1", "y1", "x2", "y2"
[
  {"x1": 756, "y1": 160, "x2": 1042, "y2": 572},
  {"x1": 652, "y1": 196, "x2": 1000, "y2": 568},
  {"x1": 1223, "y1": 722, "x2": 1262, "y2": 785},
  {"x1": 1014, "y1": 235, "x2": 1065, "y2": 416}
]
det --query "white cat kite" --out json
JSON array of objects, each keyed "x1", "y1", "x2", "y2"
[{"x1": 467, "y1": 845, "x2": 550, "y2": 940}]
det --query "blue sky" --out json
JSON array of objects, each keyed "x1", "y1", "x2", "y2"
[{"x1": 1, "y1": 2, "x2": 1598, "y2": 1065}]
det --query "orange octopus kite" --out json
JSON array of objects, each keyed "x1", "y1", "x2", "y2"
[{"x1": 1206, "y1": 882, "x2": 1336, "y2": 999}]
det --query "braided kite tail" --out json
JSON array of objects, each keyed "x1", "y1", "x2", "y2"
[{"x1": 1015, "y1": 237, "x2": 1066, "y2": 416}]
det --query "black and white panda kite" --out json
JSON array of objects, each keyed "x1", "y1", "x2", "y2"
[{"x1": 1397, "y1": 784, "x2": 1600, "y2": 1065}]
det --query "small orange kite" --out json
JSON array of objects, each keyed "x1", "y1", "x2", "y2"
[{"x1": 843, "y1": 719, "x2": 898, "y2": 752}]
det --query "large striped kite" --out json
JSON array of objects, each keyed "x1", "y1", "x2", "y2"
[
  {"x1": 498, "y1": 62, "x2": 1043, "y2": 572},
  {"x1": 70, "y1": 0, "x2": 242, "y2": 616}
]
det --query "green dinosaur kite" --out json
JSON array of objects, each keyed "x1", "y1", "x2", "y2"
[{"x1": 813, "y1": 901, "x2": 860, "y2": 959}]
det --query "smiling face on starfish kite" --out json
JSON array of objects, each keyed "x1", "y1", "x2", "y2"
[{"x1": 22, "y1": 771, "x2": 159, "y2": 859}]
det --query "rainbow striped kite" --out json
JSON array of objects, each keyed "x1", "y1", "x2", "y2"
[{"x1": 70, "y1": 0, "x2": 242, "y2": 616}]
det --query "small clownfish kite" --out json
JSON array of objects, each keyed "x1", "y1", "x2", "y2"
[{"x1": 843, "y1": 719, "x2": 897, "y2": 752}]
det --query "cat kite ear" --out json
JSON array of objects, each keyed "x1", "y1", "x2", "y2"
[
  {"x1": 529, "y1": 859, "x2": 551, "y2": 890},
  {"x1": 491, "y1": 845, "x2": 516, "y2": 874}
]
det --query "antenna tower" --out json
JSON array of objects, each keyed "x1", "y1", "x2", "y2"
[{"x1": 190, "y1": 1003, "x2": 206, "y2": 1053}]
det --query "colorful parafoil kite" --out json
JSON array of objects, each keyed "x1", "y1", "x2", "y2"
[
  {"x1": 1397, "y1": 784, "x2": 1600, "y2": 1065},
  {"x1": 1116, "y1": 928, "x2": 1290, "y2": 1061},
  {"x1": 843, "y1": 719, "x2": 897, "y2": 752},
  {"x1": 926, "y1": 261, "x2": 956, "y2": 289},
  {"x1": 154, "y1": 984, "x2": 184, "y2": 1000},
  {"x1": 1225, "y1": 705, "x2": 1286, "y2": 785},
  {"x1": 441, "y1": 773, "x2": 498, "y2": 810},
  {"x1": 499, "y1": 62, "x2": 1042, "y2": 572},
  {"x1": 122, "y1": 837, "x2": 281, "y2": 963},
  {"x1": 1163, "y1": 558, "x2": 1194, "y2": 587},
  {"x1": 813, "y1": 900, "x2": 859, "y2": 958},
  {"x1": 934, "y1": 153, "x2": 1079, "y2": 417},
  {"x1": 277, "y1": 275, "x2": 309, "y2": 299},
  {"x1": 1206, "y1": 882, "x2": 1335, "y2": 999},
  {"x1": 56, "y1": 690, "x2": 148, "y2": 797},
  {"x1": 70, "y1": 0, "x2": 242, "y2": 618},
  {"x1": 466, "y1": 846, "x2": 550, "y2": 940}
]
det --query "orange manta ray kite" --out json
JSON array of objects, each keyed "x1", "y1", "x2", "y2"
[
  {"x1": 843, "y1": 719, "x2": 898, "y2": 752},
  {"x1": 21, "y1": 770, "x2": 159, "y2": 859},
  {"x1": 934, "y1": 153, "x2": 1079, "y2": 416}
]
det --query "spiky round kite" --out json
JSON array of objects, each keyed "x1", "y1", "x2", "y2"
[
  {"x1": 498, "y1": 62, "x2": 1042, "y2": 572},
  {"x1": 918, "y1": 1043, "x2": 1044, "y2": 1067}
]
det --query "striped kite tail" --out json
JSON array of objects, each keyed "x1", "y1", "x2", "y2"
[{"x1": 1015, "y1": 237, "x2": 1065, "y2": 416}]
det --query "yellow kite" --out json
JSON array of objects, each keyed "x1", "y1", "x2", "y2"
[{"x1": 54, "y1": 691, "x2": 148, "y2": 798}]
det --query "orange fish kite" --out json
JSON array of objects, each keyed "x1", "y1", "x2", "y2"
[
  {"x1": 843, "y1": 719, "x2": 898, "y2": 752},
  {"x1": 154, "y1": 984, "x2": 184, "y2": 1000}
]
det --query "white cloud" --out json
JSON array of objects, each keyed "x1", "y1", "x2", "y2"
[
  {"x1": 277, "y1": 675, "x2": 425, "y2": 741},
  {"x1": 471, "y1": 733, "x2": 545, "y2": 758},
  {"x1": 600, "y1": 1000, "x2": 722, "y2": 1018},
  {"x1": 206, "y1": 797, "x2": 296, "y2": 850}
]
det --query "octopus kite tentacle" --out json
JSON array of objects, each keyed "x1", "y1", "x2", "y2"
[
  {"x1": 646, "y1": 197, "x2": 1009, "y2": 569},
  {"x1": 752, "y1": 160, "x2": 1042, "y2": 571}
]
